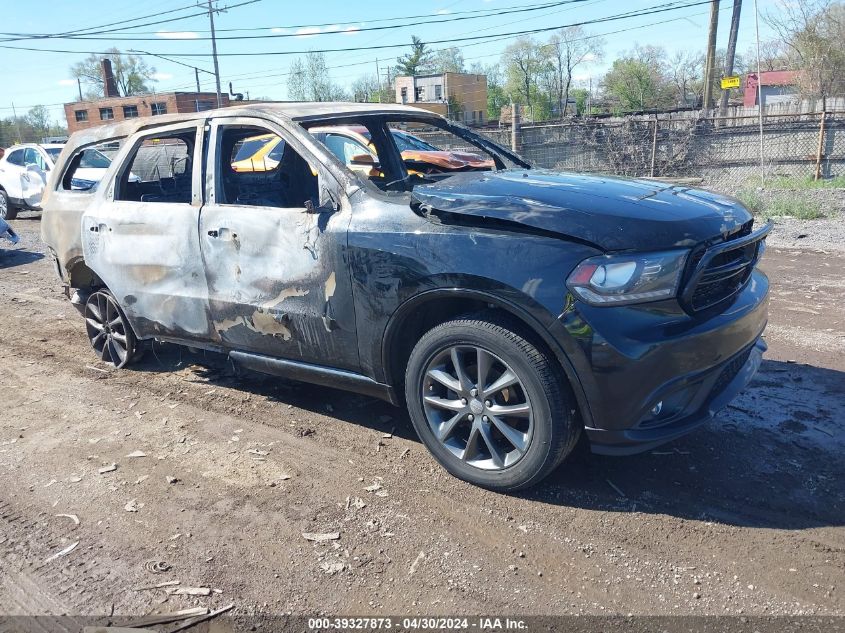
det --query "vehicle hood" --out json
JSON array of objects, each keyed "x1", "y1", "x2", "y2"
[
  {"x1": 410, "y1": 169, "x2": 753, "y2": 251},
  {"x1": 402, "y1": 150, "x2": 495, "y2": 170}
]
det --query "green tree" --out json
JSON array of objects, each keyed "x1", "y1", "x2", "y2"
[
  {"x1": 288, "y1": 52, "x2": 348, "y2": 102},
  {"x1": 430, "y1": 47, "x2": 465, "y2": 74},
  {"x1": 502, "y1": 37, "x2": 547, "y2": 121},
  {"x1": 395, "y1": 36, "x2": 433, "y2": 76},
  {"x1": 70, "y1": 48, "x2": 156, "y2": 98},
  {"x1": 570, "y1": 88, "x2": 589, "y2": 115},
  {"x1": 602, "y1": 46, "x2": 674, "y2": 112},
  {"x1": 26, "y1": 105, "x2": 51, "y2": 137}
]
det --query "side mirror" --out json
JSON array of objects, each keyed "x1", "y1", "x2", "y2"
[{"x1": 350, "y1": 153, "x2": 379, "y2": 169}]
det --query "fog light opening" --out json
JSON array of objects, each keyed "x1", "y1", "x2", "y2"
[{"x1": 651, "y1": 401, "x2": 663, "y2": 416}]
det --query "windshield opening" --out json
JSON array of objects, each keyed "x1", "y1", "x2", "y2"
[{"x1": 302, "y1": 115, "x2": 524, "y2": 193}]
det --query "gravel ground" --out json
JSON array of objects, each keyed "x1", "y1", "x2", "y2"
[
  {"x1": 747, "y1": 188, "x2": 845, "y2": 252},
  {"x1": 0, "y1": 214, "x2": 843, "y2": 629}
]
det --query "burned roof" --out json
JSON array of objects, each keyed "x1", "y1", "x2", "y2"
[{"x1": 61, "y1": 102, "x2": 443, "y2": 155}]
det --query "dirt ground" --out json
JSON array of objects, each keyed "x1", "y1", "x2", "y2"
[{"x1": 1, "y1": 213, "x2": 843, "y2": 626}]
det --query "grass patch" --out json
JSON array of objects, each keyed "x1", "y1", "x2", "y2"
[
  {"x1": 737, "y1": 189, "x2": 826, "y2": 220},
  {"x1": 763, "y1": 174, "x2": 845, "y2": 190}
]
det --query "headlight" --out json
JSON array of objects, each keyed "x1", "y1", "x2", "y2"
[{"x1": 567, "y1": 250, "x2": 688, "y2": 306}]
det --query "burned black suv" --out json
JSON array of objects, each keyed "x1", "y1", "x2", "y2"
[{"x1": 41, "y1": 103, "x2": 770, "y2": 491}]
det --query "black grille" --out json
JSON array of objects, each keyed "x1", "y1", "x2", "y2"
[
  {"x1": 683, "y1": 223, "x2": 763, "y2": 312},
  {"x1": 712, "y1": 347, "x2": 752, "y2": 396}
]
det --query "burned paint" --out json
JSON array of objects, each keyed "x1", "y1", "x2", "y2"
[{"x1": 215, "y1": 287, "x2": 309, "y2": 341}]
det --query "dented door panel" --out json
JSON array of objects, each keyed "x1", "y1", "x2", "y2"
[
  {"x1": 200, "y1": 117, "x2": 359, "y2": 370},
  {"x1": 80, "y1": 123, "x2": 214, "y2": 342}
]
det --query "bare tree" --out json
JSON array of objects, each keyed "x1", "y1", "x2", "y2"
[
  {"x1": 669, "y1": 50, "x2": 704, "y2": 107},
  {"x1": 288, "y1": 52, "x2": 348, "y2": 102},
  {"x1": 764, "y1": 0, "x2": 845, "y2": 98},
  {"x1": 546, "y1": 26, "x2": 604, "y2": 118},
  {"x1": 70, "y1": 48, "x2": 156, "y2": 98}
]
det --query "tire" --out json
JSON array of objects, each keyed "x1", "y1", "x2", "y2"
[
  {"x1": 84, "y1": 289, "x2": 139, "y2": 369},
  {"x1": 404, "y1": 313, "x2": 580, "y2": 491},
  {"x1": 0, "y1": 189, "x2": 16, "y2": 220}
]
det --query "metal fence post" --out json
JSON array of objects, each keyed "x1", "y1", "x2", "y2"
[
  {"x1": 511, "y1": 103, "x2": 522, "y2": 154},
  {"x1": 814, "y1": 104, "x2": 827, "y2": 181},
  {"x1": 650, "y1": 115, "x2": 659, "y2": 177}
]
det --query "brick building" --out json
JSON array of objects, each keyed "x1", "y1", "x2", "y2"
[
  {"x1": 394, "y1": 72, "x2": 487, "y2": 126},
  {"x1": 64, "y1": 58, "x2": 233, "y2": 134},
  {"x1": 64, "y1": 91, "x2": 231, "y2": 134}
]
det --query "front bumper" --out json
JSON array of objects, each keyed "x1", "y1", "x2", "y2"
[
  {"x1": 555, "y1": 267, "x2": 769, "y2": 455},
  {"x1": 585, "y1": 336, "x2": 766, "y2": 455}
]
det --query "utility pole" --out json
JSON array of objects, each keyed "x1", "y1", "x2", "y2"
[
  {"x1": 719, "y1": 0, "x2": 742, "y2": 117},
  {"x1": 702, "y1": 0, "x2": 720, "y2": 111},
  {"x1": 195, "y1": 67, "x2": 201, "y2": 93},
  {"x1": 77, "y1": 78, "x2": 83, "y2": 101},
  {"x1": 375, "y1": 58, "x2": 382, "y2": 103},
  {"x1": 206, "y1": 0, "x2": 223, "y2": 107}
]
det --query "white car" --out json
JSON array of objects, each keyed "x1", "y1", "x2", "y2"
[{"x1": 0, "y1": 143, "x2": 116, "y2": 219}]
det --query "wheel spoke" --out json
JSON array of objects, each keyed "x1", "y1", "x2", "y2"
[
  {"x1": 450, "y1": 347, "x2": 471, "y2": 393},
  {"x1": 86, "y1": 317, "x2": 104, "y2": 332},
  {"x1": 424, "y1": 396, "x2": 466, "y2": 413},
  {"x1": 476, "y1": 348, "x2": 492, "y2": 393},
  {"x1": 111, "y1": 331, "x2": 128, "y2": 346},
  {"x1": 489, "y1": 415, "x2": 528, "y2": 454},
  {"x1": 462, "y1": 424, "x2": 481, "y2": 462},
  {"x1": 426, "y1": 368, "x2": 461, "y2": 394},
  {"x1": 487, "y1": 402, "x2": 531, "y2": 418},
  {"x1": 87, "y1": 301, "x2": 103, "y2": 323},
  {"x1": 483, "y1": 369, "x2": 518, "y2": 398},
  {"x1": 109, "y1": 338, "x2": 127, "y2": 364},
  {"x1": 478, "y1": 422, "x2": 505, "y2": 468},
  {"x1": 108, "y1": 316, "x2": 123, "y2": 329},
  {"x1": 100, "y1": 338, "x2": 112, "y2": 362},
  {"x1": 91, "y1": 331, "x2": 106, "y2": 348},
  {"x1": 437, "y1": 412, "x2": 464, "y2": 441}
]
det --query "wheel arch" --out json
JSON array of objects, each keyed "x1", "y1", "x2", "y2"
[{"x1": 380, "y1": 288, "x2": 594, "y2": 428}]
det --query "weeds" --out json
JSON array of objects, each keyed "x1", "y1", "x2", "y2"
[{"x1": 737, "y1": 188, "x2": 826, "y2": 220}]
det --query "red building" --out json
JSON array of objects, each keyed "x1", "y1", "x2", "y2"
[{"x1": 743, "y1": 70, "x2": 800, "y2": 107}]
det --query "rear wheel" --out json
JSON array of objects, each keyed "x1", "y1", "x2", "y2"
[
  {"x1": 84, "y1": 290, "x2": 139, "y2": 368},
  {"x1": 405, "y1": 314, "x2": 580, "y2": 491},
  {"x1": 0, "y1": 190, "x2": 16, "y2": 220}
]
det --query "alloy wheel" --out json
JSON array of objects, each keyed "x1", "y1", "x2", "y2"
[
  {"x1": 85, "y1": 291, "x2": 135, "y2": 368},
  {"x1": 421, "y1": 345, "x2": 533, "y2": 470},
  {"x1": 0, "y1": 193, "x2": 8, "y2": 219}
]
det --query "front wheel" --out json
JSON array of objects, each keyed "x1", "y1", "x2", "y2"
[
  {"x1": 404, "y1": 315, "x2": 580, "y2": 491},
  {"x1": 0, "y1": 190, "x2": 16, "y2": 220},
  {"x1": 84, "y1": 290, "x2": 139, "y2": 368}
]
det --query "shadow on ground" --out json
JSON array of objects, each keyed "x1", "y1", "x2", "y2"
[
  {"x1": 0, "y1": 248, "x2": 44, "y2": 268},
  {"x1": 131, "y1": 346, "x2": 844, "y2": 530}
]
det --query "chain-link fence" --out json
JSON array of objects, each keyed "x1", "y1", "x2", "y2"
[{"x1": 415, "y1": 110, "x2": 845, "y2": 194}]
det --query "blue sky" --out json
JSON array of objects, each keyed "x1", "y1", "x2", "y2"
[{"x1": 0, "y1": 0, "x2": 780, "y2": 126}]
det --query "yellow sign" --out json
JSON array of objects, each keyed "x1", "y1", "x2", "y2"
[{"x1": 721, "y1": 75, "x2": 741, "y2": 90}]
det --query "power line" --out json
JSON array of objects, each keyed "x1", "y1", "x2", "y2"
[
  {"x1": 19, "y1": 1, "x2": 595, "y2": 42},
  {"x1": 0, "y1": 1, "x2": 718, "y2": 57},
  {"x1": 152, "y1": 4, "x2": 738, "y2": 96},
  {"x1": 0, "y1": 0, "x2": 263, "y2": 43},
  {"x1": 0, "y1": 0, "x2": 739, "y2": 112}
]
